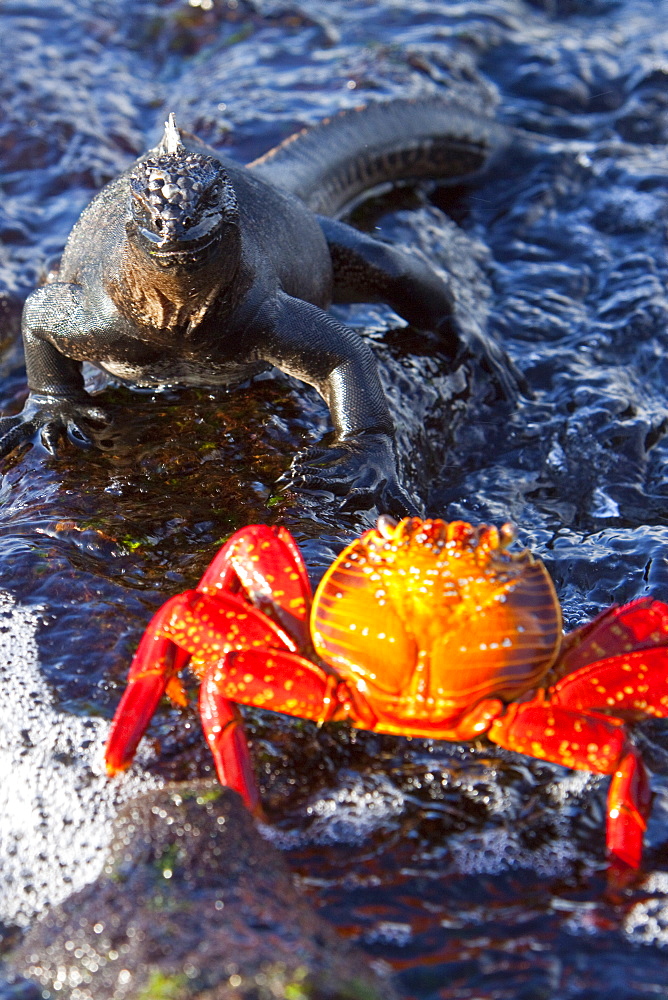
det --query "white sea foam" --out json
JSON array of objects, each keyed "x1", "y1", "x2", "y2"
[
  {"x1": 0, "y1": 592, "x2": 161, "y2": 927},
  {"x1": 263, "y1": 771, "x2": 406, "y2": 849}
]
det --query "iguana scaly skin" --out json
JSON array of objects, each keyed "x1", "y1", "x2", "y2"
[{"x1": 2, "y1": 99, "x2": 518, "y2": 513}]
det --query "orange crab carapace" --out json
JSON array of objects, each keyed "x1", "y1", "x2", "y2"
[{"x1": 105, "y1": 516, "x2": 668, "y2": 870}]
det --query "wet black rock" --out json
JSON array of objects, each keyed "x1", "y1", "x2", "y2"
[{"x1": 10, "y1": 782, "x2": 400, "y2": 1000}]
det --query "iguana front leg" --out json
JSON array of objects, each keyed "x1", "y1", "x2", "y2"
[
  {"x1": 258, "y1": 292, "x2": 418, "y2": 516},
  {"x1": 320, "y1": 217, "x2": 526, "y2": 402},
  {"x1": 0, "y1": 283, "x2": 111, "y2": 457}
]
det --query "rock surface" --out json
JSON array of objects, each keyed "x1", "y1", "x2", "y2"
[{"x1": 10, "y1": 782, "x2": 400, "y2": 1000}]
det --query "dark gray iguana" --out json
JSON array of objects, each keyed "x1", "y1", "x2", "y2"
[{"x1": 1, "y1": 99, "x2": 519, "y2": 513}]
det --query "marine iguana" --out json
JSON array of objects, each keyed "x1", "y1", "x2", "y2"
[{"x1": 0, "y1": 99, "x2": 519, "y2": 513}]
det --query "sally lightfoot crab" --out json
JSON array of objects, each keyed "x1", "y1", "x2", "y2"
[{"x1": 105, "y1": 517, "x2": 668, "y2": 870}]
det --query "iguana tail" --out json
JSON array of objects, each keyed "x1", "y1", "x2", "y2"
[{"x1": 249, "y1": 97, "x2": 510, "y2": 217}]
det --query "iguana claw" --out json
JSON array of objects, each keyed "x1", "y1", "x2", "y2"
[
  {"x1": 283, "y1": 433, "x2": 421, "y2": 517},
  {"x1": 0, "y1": 393, "x2": 111, "y2": 458}
]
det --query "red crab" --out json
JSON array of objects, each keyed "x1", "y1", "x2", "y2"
[{"x1": 105, "y1": 517, "x2": 668, "y2": 870}]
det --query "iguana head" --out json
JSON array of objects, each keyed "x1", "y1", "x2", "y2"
[{"x1": 127, "y1": 114, "x2": 238, "y2": 269}]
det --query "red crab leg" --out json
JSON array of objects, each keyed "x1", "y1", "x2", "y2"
[
  {"x1": 105, "y1": 598, "x2": 192, "y2": 775},
  {"x1": 606, "y1": 745, "x2": 651, "y2": 872},
  {"x1": 197, "y1": 524, "x2": 312, "y2": 648},
  {"x1": 488, "y1": 701, "x2": 651, "y2": 868},
  {"x1": 548, "y1": 646, "x2": 668, "y2": 719},
  {"x1": 546, "y1": 642, "x2": 668, "y2": 870},
  {"x1": 559, "y1": 598, "x2": 668, "y2": 674},
  {"x1": 200, "y1": 646, "x2": 377, "y2": 728},
  {"x1": 105, "y1": 589, "x2": 298, "y2": 776},
  {"x1": 204, "y1": 648, "x2": 373, "y2": 724},
  {"x1": 196, "y1": 648, "x2": 356, "y2": 815},
  {"x1": 199, "y1": 673, "x2": 261, "y2": 814}
]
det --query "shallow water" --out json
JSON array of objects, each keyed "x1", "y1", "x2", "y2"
[{"x1": 1, "y1": 0, "x2": 668, "y2": 996}]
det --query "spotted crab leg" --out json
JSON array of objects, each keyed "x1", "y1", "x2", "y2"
[
  {"x1": 557, "y1": 597, "x2": 668, "y2": 676},
  {"x1": 105, "y1": 590, "x2": 298, "y2": 778},
  {"x1": 489, "y1": 597, "x2": 668, "y2": 869},
  {"x1": 197, "y1": 647, "x2": 367, "y2": 814},
  {"x1": 199, "y1": 677, "x2": 261, "y2": 814},
  {"x1": 198, "y1": 524, "x2": 313, "y2": 649},
  {"x1": 104, "y1": 596, "x2": 193, "y2": 776},
  {"x1": 606, "y1": 745, "x2": 651, "y2": 873},
  {"x1": 200, "y1": 647, "x2": 377, "y2": 730},
  {"x1": 488, "y1": 701, "x2": 651, "y2": 868},
  {"x1": 106, "y1": 523, "x2": 315, "y2": 810},
  {"x1": 189, "y1": 523, "x2": 314, "y2": 809},
  {"x1": 544, "y1": 639, "x2": 668, "y2": 870},
  {"x1": 196, "y1": 522, "x2": 315, "y2": 810}
]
